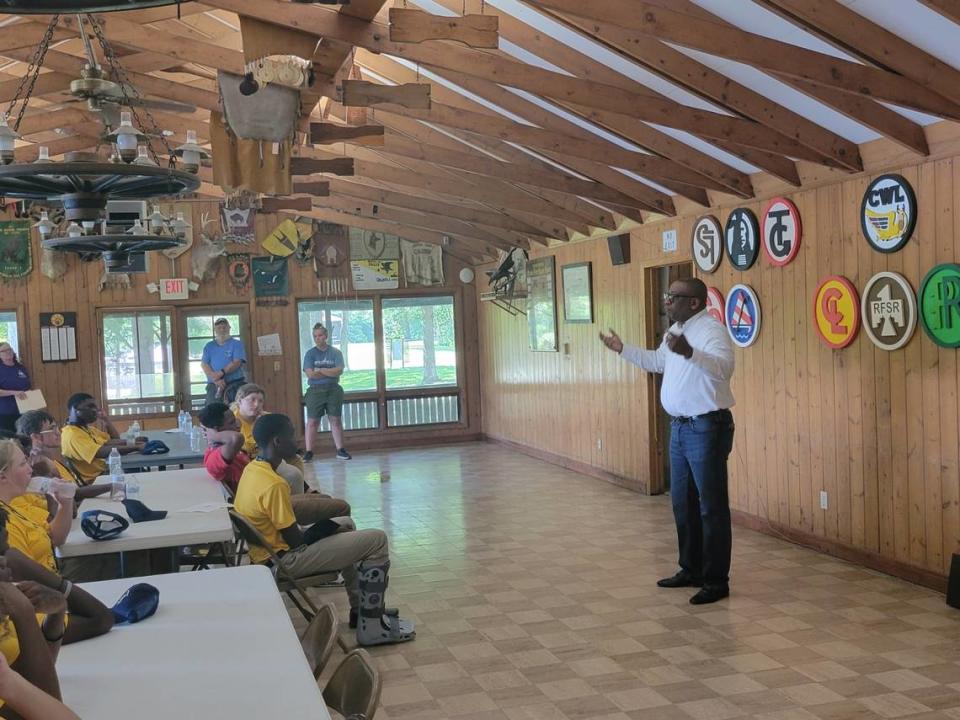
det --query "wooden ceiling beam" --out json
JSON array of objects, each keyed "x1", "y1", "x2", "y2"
[
  {"x1": 919, "y1": 0, "x2": 960, "y2": 24},
  {"x1": 528, "y1": 0, "x2": 960, "y2": 120},
  {"x1": 299, "y1": 206, "x2": 490, "y2": 263},
  {"x1": 314, "y1": 194, "x2": 514, "y2": 249},
  {"x1": 326, "y1": 178, "x2": 549, "y2": 242},
  {"x1": 517, "y1": 1, "x2": 860, "y2": 172},
  {"x1": 372, "y1": 125, "x2": 664, "y2": 210},
  {"x1": 759, "y1": 0, "x2": 960, "y2": 109},
  {"x1": 198, "y1": 0, "x2": 821, "y2": 158}
]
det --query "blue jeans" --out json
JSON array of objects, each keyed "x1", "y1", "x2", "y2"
[{"x1": 669, "y1": 409, "x2": 735, "y2": 587}]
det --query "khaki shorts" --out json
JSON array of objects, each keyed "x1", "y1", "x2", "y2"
[{"x1": 305, "y1": 383, "x2": 344, "y2": 419}]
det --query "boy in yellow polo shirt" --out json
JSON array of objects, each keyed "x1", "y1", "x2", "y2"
[
  {"x1": 16, "y1": 411, "x2": 111, "y2": 501},
  {"x1": 60, "y1": 394, "x2": 144, "y2": 484},
  {"x1": 234, "y1": 413, "x2": 414, "y2": 646}
]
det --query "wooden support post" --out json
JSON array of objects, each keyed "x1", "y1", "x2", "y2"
[
  {"x1": 309, "y1": 122, "x2": 385, "y2": 145},
  {"x1": 338, "y1": 80, "x2": 431, "y2": 109},
  {"x1": 290, "y1": 157, "x2": 356, "y2": 176},
  {"x1": 388, "y1": 8, "x2": 499, "y2": 48},
  {"x1": 292, "y1": 181, "x2": 331, "y2": 196}
]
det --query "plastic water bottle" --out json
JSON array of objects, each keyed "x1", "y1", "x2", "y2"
[
  {"x1": 177, "y1": 410, "x2": 186, "y2": 433},
  {"x1": 129, "y1": 420, "x2": 141, "y2": 440},
  {"x1": 108, "y1": 447, "x2": 125, "y2": 501},
  {"x1": 190, "y1": 425, "x2": 204, "y2": 452},
  {"x1": 125, "y1": 473, "x2": 140, "y2": 500},
  {"x1": 26, "y1": 477, "x2": 76, "y2": 498}
]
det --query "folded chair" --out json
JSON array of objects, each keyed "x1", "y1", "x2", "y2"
[
  {"x1": 323, "y1": 649, "x2": 381, "y2": 720},
  {"x1": 300, "y1": 602, "x2": 341, "y2": 679},
  {"x1": 227, "y1": 509, "x2": 342, "y2": 623}
]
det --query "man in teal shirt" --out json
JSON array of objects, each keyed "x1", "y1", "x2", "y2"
[{"x1": 302, "y1": 323, "x2": 351, "y2": 461}]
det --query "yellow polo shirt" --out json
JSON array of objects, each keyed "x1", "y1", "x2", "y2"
[
  {"x1": 0, "y1": 617, "x2": 18, "y2": 709},
  {"x1": 233, "y1": 459, "x2": 296, "y2": 565},
  {"x1": 230, "y1": 404, "x2": 259, "y2": 456},
  {"x1": 2, "y1": 501, "x2": 56, "y2": 572},
  {"x1": 61, "y1": 425, "x2": 109, "y2": 483}
]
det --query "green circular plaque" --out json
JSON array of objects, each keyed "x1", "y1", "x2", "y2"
[{"x1": 919, "y1": 263, "x2": 960, "y2": 348}]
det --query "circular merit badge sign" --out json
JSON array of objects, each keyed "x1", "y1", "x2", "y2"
[
  {"x1": 725, "y1": 284, "x2": 761, "y2": 347},
  {"x1": 724, "y1": 208, "x2": 759, "y2": 271},
  {"x1": 861, "y1": 271, "x2": 917, "y2": 351},
  {"x1": 860, "y1": 174, "x2": 916, "y2": 253},
  {"x1": 814, "y1": 275, "x2": 860, "y2": 349},
  {"x1": 706, "y1": 287, "x2": 725, "y2": 325},
  {"x1": 692, "y1": 215, "x2": 723, "y2": 274},
  {"x1": 918, "y1": 263, "x2": 960, "y2": 348},
  {"x1": 762, "y1": 196, "x2": 801, "y2": 267}
]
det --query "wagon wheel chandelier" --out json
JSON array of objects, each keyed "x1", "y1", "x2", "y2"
[{"x1": 0, "y1": 14, "x2": 206, "y2": 267}]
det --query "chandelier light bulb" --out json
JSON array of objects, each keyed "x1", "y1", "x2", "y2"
[
  {"x1": 35, "y1": 146, "x2": 50, "y2": 162},
  {"x1": 173, "y1": 129, "x2": 208, "y2": 174},
  {"x1": 82, "y1": 220, "x2": 96, "y2": 234},
  {"x1": 33, "y1": 210, "x2": 55, "y2": 238},
  {"x1": 170, "y1": 211, "x2": 191, "y2": 238},
  {"x1": 66, "y1": 221, "x2": 83, "y2": 238},
  {"x1": 114, "y1": 112, "x2": 140, "y2": 162},
  {"x1": 134, "y1": 144, "x2": 157, "y2": 166},
  {"x1": 128, "y1": 218, "x2": 146, "y2": 235},
  {"x1": 0, "y1": 117, "x2": 20, "y2": 165}
]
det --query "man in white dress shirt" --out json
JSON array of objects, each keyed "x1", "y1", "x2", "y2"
[{"x1": 600, "y1": 278, "x2": 736, "y2": 605}]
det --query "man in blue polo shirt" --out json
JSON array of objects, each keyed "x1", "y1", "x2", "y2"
[
  {"x1": 302, "y1": 323, "x2": 351, "y2": 462},
  {"x1": 201, "y1": 318, "x2": 247, "y2": 404}
]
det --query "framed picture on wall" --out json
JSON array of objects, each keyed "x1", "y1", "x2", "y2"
[
  {"x1": 561, "y1": 262, "x2": 593, "y2": 323},
  {"x1": 527, "y1": 256, "x2": 558, "y2": 352}
]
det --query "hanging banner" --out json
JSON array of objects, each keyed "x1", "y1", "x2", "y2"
[
  {"x1": 226, "y1": 252, "x2": 251, "y2": 294},
  {"x1": 351, "y1": 259, "x2": 399, "y2": 290},
  {"x1": 400, "y1": 239, "x2": 444, "y2": 286},
  {"x1": 349, "y1": 227, "x2": 400, "y2": 260},
  {"x1": 252, "y1": 255, "x2": 290, "y2": 305},
  {"x1": 220, "y1": 195, "x2": 257, "y2": 244},
  {"x1": 0, "y1": 220, "x2": 32, "y2": 279},
  {"x1": 261, "y1": 218, "x2": 300, "y2": 257}
]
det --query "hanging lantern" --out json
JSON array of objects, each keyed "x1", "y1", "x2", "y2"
[{"x1": 173, "y1": 130, "x2": 209, "y2": 174}]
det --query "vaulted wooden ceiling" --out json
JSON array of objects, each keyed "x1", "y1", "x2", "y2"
[{"x1": 0, "y1": 0, "x2": 958, "y2": 262}]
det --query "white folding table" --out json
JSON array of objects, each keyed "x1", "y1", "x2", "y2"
[
  {"x1": 58, "y1": 566, "x2": 331, "y2": 720},
  {"x1": 58, "y1": 468, "x2": 233, "y2": 564},
  {"x1": 121, "y1": 429, "x2": 205, "y2": 470}
]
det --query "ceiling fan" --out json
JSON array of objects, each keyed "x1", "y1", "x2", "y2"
[{"x1": 63, "y1": 15, "x2": 196, "y2": 115}]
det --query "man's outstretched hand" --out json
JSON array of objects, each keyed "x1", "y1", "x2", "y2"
[
  {"x1": 665, "y1": 332, "x2": 693, "y2": 359},
  {"x1": 599, "y1": 329, "x2": 624, "y2": 354}
]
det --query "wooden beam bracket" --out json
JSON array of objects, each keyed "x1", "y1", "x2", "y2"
[
  {"x1": 388, "y1": 8, "x2": 499, "y2": 48},
  {"x1": 309, "y1": 122, "x2": 385, "y2": 145},
  {"x1": 291, "y1": 156, "x2": 356, "y2": 176},
  {"x1": 338, "y1": 79, "x2": 431, "y2": 109}
]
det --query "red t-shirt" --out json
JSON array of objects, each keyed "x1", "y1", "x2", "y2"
[{"x1": 204, "y1": 446, "x2": 250, "y2": 494}]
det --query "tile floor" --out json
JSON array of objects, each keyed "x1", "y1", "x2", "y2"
[{"x1": 295, "y1": 441, "x2": 960, "y2": 720}]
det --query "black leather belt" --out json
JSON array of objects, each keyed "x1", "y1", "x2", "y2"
[{"x1": 672, "y1": 408, "x2": 731, "y2": 424}]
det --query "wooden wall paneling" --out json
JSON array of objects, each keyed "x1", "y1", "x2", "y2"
[
  {"x1": 819, "y1": 185, "x2": 841, "y2": 542},
  {"x1": 805, "y1": 187, "x2": 824, "y2": 538},
  {"x1": 858, "y1": 184, "x2": 880, "y2": 554},
  {"x1": 782, "y1": 192, "x2": 802, "y2": 531},
  {"x1": 899, "y1": 165, "x2": 925, "y2": 567},
  {"x1": 942, "y1": 161, "x2": 960, "y2": 569},
  {"x1": 841, "y1": 179, "x2": 865, "y2": 550},
  {"x1": 793, "y1": 188, "x2": 814, "y2": 534},
  {"x1": 920, "y1": 161, "x2": 943, "y2": 572}
]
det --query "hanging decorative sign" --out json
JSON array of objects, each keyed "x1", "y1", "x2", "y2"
[
  {"x1": 762, "y1": 197, "x2": 801, "y2": 266},
  {"x1": 918, "y1": 263, "x2": 960, "y2": 348},
  {"x1": 39, "y1": 312, "x2": 77, "y2": 363},
  {"x1": 400, "y1": 239, "x2": 444, "y2": 286},
  {"x1": 724, "y1": 208, "x2": 759, "y2": 271},
  {"x1": 351, "y1": 259, "x2": 399, "y2": 290},
  {"x1": 861, "y1": 271, "x2": 917, "y2": 351},
  {"x1": 706, "y1": 287, "x2": 725, "y2": 325},
  {"x1": 692, "y1": 215, "x2": 723, "y2": 274},
  {"x1": 220, "y1": 194, "x2": 257, "y2": 244},
  {"x1": 860, "y1": 174, "x2": 916, "y2": 253},
  {"x1": 226, "y1": 252, "x2": 251, "y2": 294},
  {"x1": 814, "y1": 275, "x2": 860, "y2": 349},
  {"x1": 293, "y1": 221, "x2": 315, "y2": 265},
  {"x1": 261, "y1": 218, "x2": 300, "y2": 257},
  {"x1": 0, "y1": 220, "x2": 32, "y2": 279},
  {"x1": 724, "y1": 284, "x2": 761, "y2": 347},
  {"x1": 349, "y1": 227, "x2": 400, "y2": 260},
  {"x1": 252, "y1": 256, "x2": 290, "y2": 305}
]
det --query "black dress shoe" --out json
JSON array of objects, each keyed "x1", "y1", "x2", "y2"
[
  {"x1": 689, "y1": 585, "x2": 729, "y2": 605},
  {"x1": 657, "y1": 571, "x2": 702, "y2": 588}
]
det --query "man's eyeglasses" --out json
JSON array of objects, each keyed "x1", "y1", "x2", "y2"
[{"x1": 663, "y1": 292, "x2": 697, "y2": 304}]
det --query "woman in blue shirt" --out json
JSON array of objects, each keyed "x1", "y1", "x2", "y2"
[{"x1": 0, "y1": 343, "x2": 31, "y2": 435}]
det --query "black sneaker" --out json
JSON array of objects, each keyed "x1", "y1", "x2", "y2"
[
  {"x1": 336, "y1": 448, "x2": 352, "y2": 460},
  {"x1": 302, "y1": 451, "x2": 314, "y2": 462}
]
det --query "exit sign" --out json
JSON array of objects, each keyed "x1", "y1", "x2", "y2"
[{"x1": 159, "y1": 278, "x2": 189, "y2": 300}]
